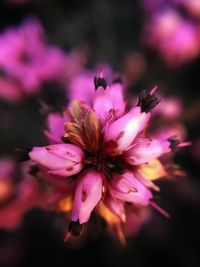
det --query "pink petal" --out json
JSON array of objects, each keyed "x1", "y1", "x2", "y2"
[
  {"x1": 68, "y1": 72, "x2": 95, "y2": 106},
  {"x1": 44, "y1": 112, "x2": 65, "y2": 144},
  {"x1": 105, "y1": 107, "x2": 149, "y2": 154},
  {"x1": 109, "y1": 170, "x2": 152, "y2": 205},
  {"x1": 104, "y1": 194, "x2": 126, "y2": 222},
  {"x1": 71, "y1": 169, "x2": 103, "y2": 224},
  {"x1": 125, "y1": 138, "x2": 171, "y2": 165},
  {"x1": 29, "y1": 144, "x2": 84, "y2": 177},
  {"x1": 108, "y1": 82, "x2": 126, "y2": 118},
  {"x1": 93, "y1": 86, "x2": 113, "y2": 123}
]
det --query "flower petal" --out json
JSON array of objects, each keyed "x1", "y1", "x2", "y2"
[
  {"x1": 125, "y1": 138, "x2": 170, "y2": 165},
  {"x1": 29, "y1": 144, "x2": 84, "y2": 177},
  {"x1": 71, "y1": 170, "x2": 103, "y2": 224},
  {"x1": 109, "y1": 170, "x2": 152, "y2": 205}
]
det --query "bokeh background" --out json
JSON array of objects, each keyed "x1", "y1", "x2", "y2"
[{"x1": 0, "y1": 0, "x2": 199, "y2": 267}]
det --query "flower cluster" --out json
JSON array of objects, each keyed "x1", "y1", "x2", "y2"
[{"x1": 26, "y1": 71, "x2": 189, "y2": 243}]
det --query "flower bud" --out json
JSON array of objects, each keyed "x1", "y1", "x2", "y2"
[{"x1": 29, "y1": 144, "x2": 84, "y2": 177}]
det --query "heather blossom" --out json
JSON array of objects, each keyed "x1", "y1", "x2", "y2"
[{"x1": 27, "y1": 71, "x2": 189, "y2": 243}]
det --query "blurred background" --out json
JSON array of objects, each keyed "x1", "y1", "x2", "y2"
[{"x1": 0, "y1": 0, "x2": 199, "y2": 266}]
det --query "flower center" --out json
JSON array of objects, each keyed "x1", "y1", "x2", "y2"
[
  {"x1": 84, "y1": 151, "x2": 125, "y2": 177},
  {"x1": 63, "y1": 100, "x2": 128, "y2": 178}
]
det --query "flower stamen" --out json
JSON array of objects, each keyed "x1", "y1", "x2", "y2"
[{"x1": 137, "y1": 88, "x2": 160, "y2": 113}]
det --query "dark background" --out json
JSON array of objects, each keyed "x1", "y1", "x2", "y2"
[{"x1": 0, "y1": 1, "x2": 199, "y2": 267}]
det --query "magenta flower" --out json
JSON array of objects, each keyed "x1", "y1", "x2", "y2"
[
  {"x1": 0, "y1": 18, "x2": 66, "y2": 102},
  {"x1": 27, "y1": 72, "x2": 189, "y2": 242}
]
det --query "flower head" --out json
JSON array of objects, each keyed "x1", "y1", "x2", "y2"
[{"x1": 27, "y1": 71, "x2": 189, "y2": 243}]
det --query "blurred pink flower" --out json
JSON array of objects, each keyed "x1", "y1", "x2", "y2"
[
  {"x1": 0, "y1": 160, "x2": 46, "y2": 230},
  {"x1": 147, "y1": 94, "x2": 187, "y2": 142},
  {"x1": 143, "y1": 9, "x2": 200, "y2": 66},
  {"x1": 0, "y1": 18, "x2": 66, "y2": 102},
  {"x1": 0, "y1": 179, "x2": 44, "y2": 229},
  {"x1": 153, "y1": 97, "x2": 182, "y2": 119},
  {"x1": 27, "y1": 71, "x2": 189, "y2": 243}
]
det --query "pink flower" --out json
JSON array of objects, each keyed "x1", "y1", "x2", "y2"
[
  {"x1": 26, "y1": 71, "x2": 188, "y2": 242},
  {"x1": 71, "y1": 170, "x2": 103, "y2": 224},
  {"x1": 0, "y1": 17, "x2": 66, "y2": 102},
  {"x1": 29, "y1": 144, "x2": 84, "y2": 177},
  {"x1": 143, "y1": 9, "x2": 200, "y2": 66}
]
